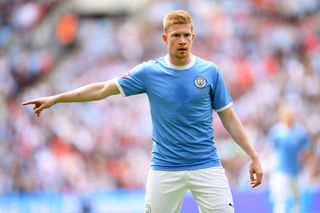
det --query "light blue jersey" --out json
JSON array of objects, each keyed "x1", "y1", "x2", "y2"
[
  {"x1": 116, "y1": 55, "x2": 233, "y2": 170},
  {"x1": 269, "y1": 123, "x2": 310, "y2": 176}
]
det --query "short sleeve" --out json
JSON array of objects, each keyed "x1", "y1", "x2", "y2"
[
  {"x1": 116, "y1": 63, "x2": 146, "y2": 96},
  {"x1": 211, "y1": 69, "x2": 233, "y2": 112}
]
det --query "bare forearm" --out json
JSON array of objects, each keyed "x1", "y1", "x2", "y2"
[
  {"x1": 227, "y1": 117, "x2": 258, "y2": 159},
  {"x1": 22, "y1": 79, "x2": 120, "y2": 117},
  {"x1": 53, "y1": 79, "x2": 120, "y2": 104},
  {"x1": 218, "y1": 107, "x2": 263, "y2": 187},
  {"x1": 219, "y1": 108, "x2": 258, "y2": 160}
]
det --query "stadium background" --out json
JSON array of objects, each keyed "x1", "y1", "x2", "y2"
[{"x1": 0, "y1": 0, "x2": 319, "y2": 212}]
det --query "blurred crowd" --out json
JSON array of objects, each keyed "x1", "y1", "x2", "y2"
[{"x1": 0, "y1": 0, "x2": 320, "y2": 194}]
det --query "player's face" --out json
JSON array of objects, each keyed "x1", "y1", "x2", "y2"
[{"x1": 162, "y1": 23, "x2": 195, "y2": 65}]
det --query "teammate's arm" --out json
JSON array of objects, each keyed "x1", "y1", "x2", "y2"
[
  {"x1": 22, "y1": 79, "x2": 120, "y2": 117},
  {"x1": 218, "y1": 107, "x2": 263, "y2": 188}
]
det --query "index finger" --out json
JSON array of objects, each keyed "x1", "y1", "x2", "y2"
[{"x1": 22, "y1": 100, "x2": 37, "y2": 106}]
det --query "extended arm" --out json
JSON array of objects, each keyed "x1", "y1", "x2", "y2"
[
  {"x1": 218, "y1": 107, "x2": 263, "y2": 188},
  {"x1": 22, "y1": 79, "x2": 120, "y2": 116}
]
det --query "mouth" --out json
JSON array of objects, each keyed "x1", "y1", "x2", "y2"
[{"x1": 177, "y1": 48, "x2": 187, "y2": 52}]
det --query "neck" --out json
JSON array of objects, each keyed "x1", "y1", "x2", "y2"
[
  {"x1": 169, "y1": 54, "x2": 192, "y2": 66},
  {"x1": 165, "y1": 54, "x2": 195, "y2": 70}
]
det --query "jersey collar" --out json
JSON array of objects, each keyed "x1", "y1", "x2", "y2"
[{"x1": 164, "y1": 55, "x2": 196, "y2": 70}]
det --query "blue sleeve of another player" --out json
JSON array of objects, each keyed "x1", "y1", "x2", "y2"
[
  {"x1": 211, "y1": 69, "x2": 233, "y2": 112},
  {"x1": 116, "y1": 63, "x2": 146, "y2": 96}
]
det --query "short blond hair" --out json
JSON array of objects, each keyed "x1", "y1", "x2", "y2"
[{"x1": 163, "y1": 10, "x2": 193, "y2": 33}]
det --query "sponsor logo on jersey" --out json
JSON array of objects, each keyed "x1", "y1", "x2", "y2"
[{"x1": 194, "y1": 76, "x2": 206, "y2": 88}]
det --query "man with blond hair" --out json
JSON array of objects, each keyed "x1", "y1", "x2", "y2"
[{"x1": 23, "y1": 10, "x2": 263, "y2": 213}]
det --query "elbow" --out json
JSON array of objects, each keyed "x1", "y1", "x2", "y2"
[
  {"x1": 99, "y1": 82, "x2": 114, "y2": 99},
  {"x1": 96, "y1": 85, "x2": 108, "y2": 100},
  {"x1": 222, "y1": 120, "x2": 232, "y2": 132}
]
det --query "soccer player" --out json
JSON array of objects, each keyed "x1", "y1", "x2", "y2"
[
  {"x1": 23, "y1": 10, "x2": 263, "y2": 213},
  {"x1": 268, "y1": 103, "x2": 311, "y2": 213}
]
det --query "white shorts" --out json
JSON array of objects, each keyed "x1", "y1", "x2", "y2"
[{"x1": 144, "y1": 166, "x2": 234, "y2": 213}]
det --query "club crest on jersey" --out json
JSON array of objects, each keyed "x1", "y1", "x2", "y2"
[{"x1": 194, "y1": 76, "x2": 206, "y2": 88}]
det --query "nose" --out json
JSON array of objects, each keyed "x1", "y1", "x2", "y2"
[{"x1": 179, "y1": 36, "x2": 186, "y2": 45}]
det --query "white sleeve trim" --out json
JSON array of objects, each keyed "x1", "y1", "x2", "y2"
[
  {"x1": 214, "y1": 102, "x2": 233, "y2": 112},
  {"x1": 114, "y1": 77, "x2": 126, "y2": 97}
]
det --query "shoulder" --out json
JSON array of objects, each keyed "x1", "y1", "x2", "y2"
[
  {"x1": 144, "y1": 56, "x2": 165, "y2": 67},
  {"x1": 269, "y1": 123, "x2": 284, "y2": 136},
  {"x1": 196, "y1": 57, "x2": 219, "y2": 69},
  {"x1": 194, "y1": 57, "x2": 225, "y2": 87},
  {"x1": 271, "y1": 123, "x2": 286, "y2": 131},
  {"x1": 133, "y1": 57, "x2": 164, "y2": 73},
  {"x1": 294, "y1": 124, "x2": 309, "y2": 137},
  {"x1": 195, "y1": 56, "x2": 221, "y2": 78},
  {"x1": 130, "y1": 58, "x2": 159, "y2": 73}
]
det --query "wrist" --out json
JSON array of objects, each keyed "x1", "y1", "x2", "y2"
[
  {"x1": 52, "y1": 95, "x2": 60, "y2": 104},
  {"x1": 249, "y1": 152, "x2": 259, "y2": 161}
]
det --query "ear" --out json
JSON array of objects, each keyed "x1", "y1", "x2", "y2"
[{"x1": 162, "y1": 33, "x2": 168, "y2": 45}]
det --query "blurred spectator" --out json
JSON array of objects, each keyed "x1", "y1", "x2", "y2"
[{"x1": 56, "y1": 13, "x2": 78, "y2": 47}]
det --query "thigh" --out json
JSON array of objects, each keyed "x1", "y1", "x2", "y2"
[
  {"x1": 144, "y1": 169, "x2": 188, "y2": 213},
  {"x1": 188, "y1": 167, "x2": 234, "y2": 213}
]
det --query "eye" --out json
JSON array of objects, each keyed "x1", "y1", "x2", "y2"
[
  {"x1": 185, "y1": 33, "x2": 191, "y2": 37},
  {"x1": 173, "y1": 33, "x2": 180, "y2": 37}
]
